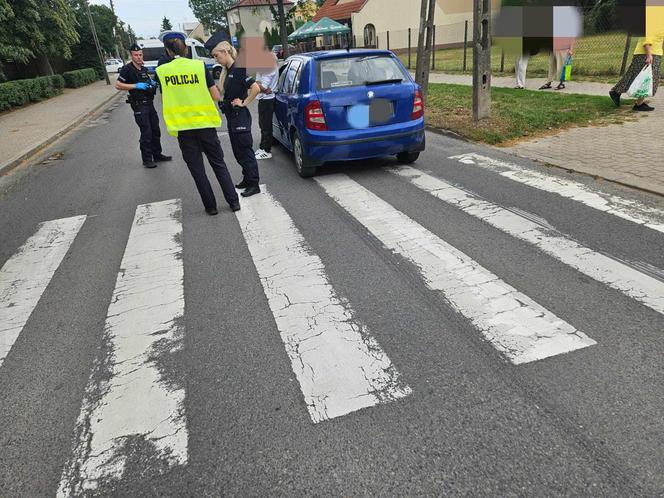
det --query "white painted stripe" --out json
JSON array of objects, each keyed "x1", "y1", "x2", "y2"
[
  {"x1": 316, "y1": 175, "x2": 596, "y2": 365},
  {"x1": 58, "y1": 199, "x2": 187, "y2": 497},
  {"x1": 235, "y1": 186, "x2": 411, "y2": 423},
  {"x1": 0, "y1": 216, "x2": 86, "y2": 368},
  {"x1": 450, "y1": 153, "x2": 664, "y2": 234},
  {"x1": 390, "y1": 166, "x2": 664, "y2": 315}
]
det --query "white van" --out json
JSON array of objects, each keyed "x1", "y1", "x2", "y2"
[{"x1": 137, "y1": 38, "x2": 222, "y2": 79}]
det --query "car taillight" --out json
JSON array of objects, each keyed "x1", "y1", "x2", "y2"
[
  {"x1": 411, "y1": 90, "x2": 424, "y2": 120},
  {"x1": 305, "y1": 100, "x2": 327, "y2": 131}
]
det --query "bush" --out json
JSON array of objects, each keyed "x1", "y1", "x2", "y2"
[
  {"x1": 0, "y1": 75, "x2": 66, "y2": 112},
  {"x1": 63, "y1": 68, "x2": 98, "y2": 88}
]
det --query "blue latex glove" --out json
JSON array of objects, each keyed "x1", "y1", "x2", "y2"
[{"x1": 135, "y1": 82, "x2": 149, "y2": 90}]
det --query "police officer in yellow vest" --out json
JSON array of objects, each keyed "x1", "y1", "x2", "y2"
[{"x1": 156, "y1": 31, "x2": 240, "y2": 215}]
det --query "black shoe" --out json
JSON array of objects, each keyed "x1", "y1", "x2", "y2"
[
  {"x1": 205, "y1": 207, "x2": 219, "y2": 215},
  {"x1": 154, "y1": 154, "x2": 172, "y2": 162},
  {"x1": 241, "y1": 184, "x2": 261, "y2": 197},
  {"x1": 143, "y1": 161, "x2": 157, "y2": 168},
  {"x1": 609, "y1": 90, "x2": 621, "y2": 107},
  {"x1": 235, "y1": 179, "x2": 250, "y2": 189},
  {"x1": 633, "y1": 102, "x2": 655, "y2": 112},
  {"x1": 230, "y1": 202, "x2": 241, "y2": 212}
]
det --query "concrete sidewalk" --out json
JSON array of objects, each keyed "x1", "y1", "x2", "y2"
[
  {"x1": 424, "y1": 72, "x2": 664, "y2": 196},
  {"x1": 0, "y1": 76, "x2": 120, "y2": 176},
  {"x1": 425, "y1": 72, "x2": 612, "y2": 96}
]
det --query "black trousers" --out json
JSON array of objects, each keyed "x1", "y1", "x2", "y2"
[
  {"x1": 133, "y1": 102, "x2": 162, "y2": 162},
  {"x1": 229, "y1": 131, "x2": 260, "y2": 186},
  {"x1": 177, "y1": 128, "x2": 239, "y2": 210},
  {"x1": 258, "y1": 99, "x2": 275, "y2": 153}
]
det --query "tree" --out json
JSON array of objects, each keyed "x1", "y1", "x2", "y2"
[
  {"x1": 67, "y1": 1, "x2": 118, "y2": 77},
  {"x1": 294, "y1": 0, "x2": 318, "y2": 21},
  {"x1": 117, "y1": 20, "x2": 136, "y2": 54},
  {"x1": 276, "y1": 0, "x2": 289, "y2": 58},
  {"x1": 0, "y1": 0, "x2": 33, "y2": 79},
  {"x1": 2, "y1": 0, "x2": 78, "y2": 76},
  {"x1": 269, "y1": 1, "x2": 297, "y2": 28},
  {"x1": 188, "y1": 0, "x2": 235, "y2": 31},
  {"x1": 161, "y1": 16, "x2": 173, "y2": 31},
  {"x1": 415, "y1": 0, "x2": 435, "y2": 101}
]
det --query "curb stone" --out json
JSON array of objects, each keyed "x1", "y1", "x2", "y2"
[{"x1": 0, "y1": 90, "x2": 122, "y2": 177}]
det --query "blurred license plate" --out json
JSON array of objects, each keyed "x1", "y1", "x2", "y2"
[{"x1": 369, "y1": 99, "x2": 394, "y2": 125}]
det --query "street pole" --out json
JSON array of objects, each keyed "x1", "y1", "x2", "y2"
[
  {"x1": 277, "y1": 0, "x2": 289, "y2": 58},
  {"x1": 85, "y1": 0, "x2": 111, "y2": 85},
  {"x1": 472, "y1": 0, "x2": 491, "y2": 121}
]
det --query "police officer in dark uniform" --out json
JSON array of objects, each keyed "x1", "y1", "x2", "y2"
[
  {"x1": 211, "y1": 41, "x2": 261, "y2": 197},
  {"x1": 116, "y1": 43, "x2": 172, "y2": 168}
]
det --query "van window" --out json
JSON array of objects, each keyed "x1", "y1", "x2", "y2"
[
  {"x1": 141, "y1": 47, "x2": 167, "y2": 62},
  {"x1": 317, "y1": 55, "x2": 407, "y2": 90},
  {"x1": 195, "y1": 46, "x2": 208, "y2": 58}
]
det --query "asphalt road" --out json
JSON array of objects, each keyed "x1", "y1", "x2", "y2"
[{"x1": 1, "y1": 96, "x2": 663, "y2": 497}]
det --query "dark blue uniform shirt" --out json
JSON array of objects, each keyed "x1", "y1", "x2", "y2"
[
  {"x1": 118, "y1": 62, "x2": 155, "y2": 101},
  {"x1": 223, "y1": 64, "x2": 256, "y2": 103}
]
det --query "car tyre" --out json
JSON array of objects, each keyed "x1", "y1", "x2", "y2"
[
  {"x1": 396, "y1": 151, "x2": 420, "y2": 164},
  {"x1": 292, "y1": 132, "x2": 316, "y2": 178},
  {"x1": 212, "y1": 66, "x2": 223, "y2": 80}
]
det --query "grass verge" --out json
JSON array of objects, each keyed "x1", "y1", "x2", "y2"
[{"x1": 426, "y1": 83, "x2": 636, "y2": 145}]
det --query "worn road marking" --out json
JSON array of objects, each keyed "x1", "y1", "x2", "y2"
[
  {"x1": 450, "y1": 153, "x2": 664, "y2": 234},
  {"x1": 0, "y1": 216, "x2": 86, "y2": 368},
  {"x1": 236, "y1": 187, "x2": 411, "y2": 423},
  {"x1": 58, "y1": 199, "x2": 186, "y2": 496},
  {"x1": 390, "y1": 166, "x2": 664, "y2": 315},
  {"x1": 316, "y1": 175, "x2": 596, "y2": 365}
]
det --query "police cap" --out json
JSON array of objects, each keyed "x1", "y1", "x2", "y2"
[
  {"x1": 204, "y1": 31, "x2": 230, "y2": 52},
  {"x1": 159, "y1": 31, "x2": 187, "y2": 44},
  {"x1": 128, "y1": 43, "x2": 142, "y2": 52}
]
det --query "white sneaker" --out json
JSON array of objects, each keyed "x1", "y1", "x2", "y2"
[{"x1": 255, "y1": 149, "x2": 272, "y2": 160}]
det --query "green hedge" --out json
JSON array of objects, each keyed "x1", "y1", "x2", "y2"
[
  {"x1": 63, "y1": 68, "x2": 98, "y2": 88},
  {"x1": 0, "y1": 75, "x2": 66, "y2": 112}
]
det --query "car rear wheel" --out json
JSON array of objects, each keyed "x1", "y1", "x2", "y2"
[
  {"x1": 396, "y1": 151, "x2": 420, "y2": 165},
  {"x1": 293, "y1": 132, "x2": 316, "y2": 178},
  {"x1": 212, "y1": 66, "x2": 223, "y2": 80}
]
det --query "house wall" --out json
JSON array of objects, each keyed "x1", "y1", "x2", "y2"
[
  {"x1": 229, "y1": 4, "x2": 296, "y2": 38},
  {"x1": 350, "y1": 0, "x2": 500, "y2": 50},
  {"x1": 188, "y1": 24, "x2": 211, "y2": 42}
]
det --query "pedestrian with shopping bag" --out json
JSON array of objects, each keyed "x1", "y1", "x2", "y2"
[{"x1": 610, "y1": 37, "x2": 663, "y2": 111}]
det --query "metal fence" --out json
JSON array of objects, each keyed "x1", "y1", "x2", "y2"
[{"x1": 370, "y1": 15, "x2": 646, "y2": 79}]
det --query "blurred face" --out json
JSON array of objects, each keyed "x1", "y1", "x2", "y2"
[
  {"x1": 212, "y1": 48, "x2": 231, "y2": 67},
  {"x1": 130, "y1": 50, "x2": 144, "y2": 66}
]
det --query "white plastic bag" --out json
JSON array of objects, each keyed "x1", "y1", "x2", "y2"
[{"x1": 627, "y1": 65, "x2": 654, "y2": 99}]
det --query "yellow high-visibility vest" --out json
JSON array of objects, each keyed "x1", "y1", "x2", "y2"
[{"x1": 156, "y1": 57, "x2": 221, "y2": 137}]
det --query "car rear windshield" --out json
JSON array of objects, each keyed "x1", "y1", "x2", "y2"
[{"x1": 317, "y1": 55, "x2": 408, "y2": 90}]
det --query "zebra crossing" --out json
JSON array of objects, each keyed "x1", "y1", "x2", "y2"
[{"x1": 1, "y1": 160, "x2": 663, "y2": 496}]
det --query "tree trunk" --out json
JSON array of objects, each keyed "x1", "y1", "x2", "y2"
[
  {"x1": 277, "y1": 0, "x2": 289, "y2": 58},
  {"x1": 415, "y1": 0, "x2": 428, "y2": 87},
  {"x1": 420, "y1": 0, "x2": 436, "y2": 102},
  {"x1": 34, "y1": 52, "x2": 54, "y2": 77}
]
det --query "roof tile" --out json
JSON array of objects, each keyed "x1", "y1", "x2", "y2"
[{"x1": 312, "y1": 0, "x2": 366, "y2": 22}]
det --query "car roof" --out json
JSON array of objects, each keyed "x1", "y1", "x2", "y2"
[
  {"x1": 137, "y1": 37, "x2": 201, "y2": 48},
  {"x1": 293, "y1": 49, "x2": 394, "y2": 61}
]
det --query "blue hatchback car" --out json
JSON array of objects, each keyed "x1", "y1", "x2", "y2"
[{"x1": 272, "y1": 49, "x2": 425, "y2": 177}]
